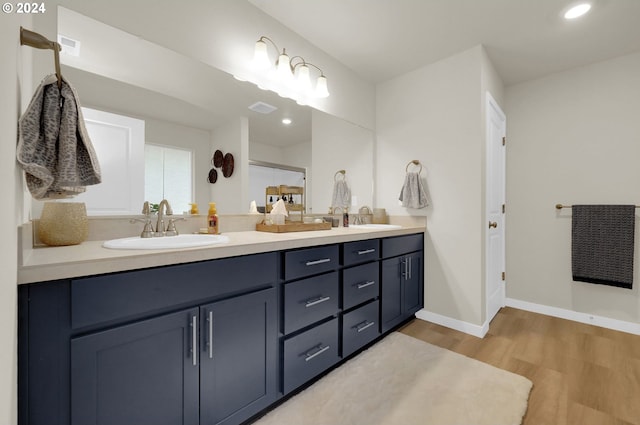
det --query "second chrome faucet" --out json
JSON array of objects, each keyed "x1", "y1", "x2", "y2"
[{"x1": 131, "y1": 200, "x2": 182, "y2": 238}]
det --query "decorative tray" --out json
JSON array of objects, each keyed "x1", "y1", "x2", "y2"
[{"x1": 255, "y1": 221, "x2": 332, "y2": 233}]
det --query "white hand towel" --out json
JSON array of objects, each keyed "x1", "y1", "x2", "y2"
[
  {"x1": 17, "y1": 74, "x2": 101, "y2": 199},
  {"x1": 331, "y1": 179, "x2": 351, "y2": 210},
  {"x1": 399, "y1": 172, "x2": 428, "y2": 209}
]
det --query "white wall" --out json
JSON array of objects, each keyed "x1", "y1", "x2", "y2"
[
  {"x1": 211, "y1": 117, "x2": 249, "y2": 214},
  {"x1": 311, "y1": 110, "x2": 374, "y2": 215},
  {"x1": 505, "y1": 50, "x2": 640, "y2": 324},
  {"x1": 376, "y1": 46, "x2": 486, "y2": 327},
  {"x1": 1, "y1": 12, "x2": 31, "y2": 425}
]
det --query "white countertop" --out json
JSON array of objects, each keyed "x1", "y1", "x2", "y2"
[{"x1": 18, "y1": 226, "x2": 425, "y2": 285}]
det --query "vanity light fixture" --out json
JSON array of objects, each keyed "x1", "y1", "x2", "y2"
[
  {"x1": 252, "y1": 35, "x2": 329, "y2": 99},
  {"x1": 563, "y1": 2, "x2": 592, "y2": 19}
]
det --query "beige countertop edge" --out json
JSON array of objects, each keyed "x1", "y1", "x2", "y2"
[{"x1": 18, "y1": 226, "x2": 425, "y2": 285}]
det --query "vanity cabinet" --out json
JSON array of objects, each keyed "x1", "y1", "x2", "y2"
[
  {"x1": 20, "y1": 253, "x2": 278, "y2": 425},
  {"x1": 19, "y1": 232, "x2": 424, "y2": 425},
  {"x1": 380, "y1": 234, "x2": 424, "y2": 333}
]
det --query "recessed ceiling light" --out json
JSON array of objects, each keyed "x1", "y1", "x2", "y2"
[
  {"x1": 282, "y1": 118, "x2": 292, "y2": 125},
  {"x1": 564, "y1": 3, "x2": 591, "y2": 19}
]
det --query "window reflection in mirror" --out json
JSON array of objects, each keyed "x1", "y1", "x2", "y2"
[{"x1": 145, "y1": 144, "x2": 193, "y2": 214}]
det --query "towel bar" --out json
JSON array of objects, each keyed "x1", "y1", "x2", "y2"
[
  {"x1": 555, "y1": 203, "x2": 640, "y2": 210},
  {"x1": 20, "y1": 27, "x2": 63, "y2": 88},
  {"x1": 405, "y1": 160, "x2": 423, "y2": 174}
]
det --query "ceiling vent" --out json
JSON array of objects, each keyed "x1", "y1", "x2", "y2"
[
  {"x1": 57, "y1": 34, "x2": 81, "y2": 57},
  {"x1": 248, "y1": 101, "x2": 277, "y2": 114}
]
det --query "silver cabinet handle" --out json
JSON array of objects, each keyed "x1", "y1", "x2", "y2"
[
  {"x1": 401, "y1": 258, "x2": 407, "y2": 279},
  {"x1": 304, "y1": 344, "x2": 330, "y2": 362},
  {"x1": 356, "y1": 280, "x2": 376, "y2": 289},
  {"x1": 304, "y1": 296, "x2": 331, "y2": 308},
  {"x1": 408, "y1": 256, "x2": 412, "y2": 280},
  {"x1": 208, "y1": 310, "x2": 213, "y2": 359},
  {"x1": 357, "y1": 248, "x2": 375, "y2": 255},
  {"x1": 355, "y1": 321, "x2": 375, "y2": 333},
  {"x1": 191, "y1": 315, "x2": 198, "y2": 367},
  {"x1": 305, "y1": 258, "x2": 331, "y2": 266}
]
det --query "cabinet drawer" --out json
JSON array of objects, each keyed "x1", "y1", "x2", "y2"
[
  {"x1": 284, "y1": 271, "x2": 339, "y2": 334},
  {"x1": 284, "y1": 245, "x2": 339, "y2": 280},
  {"x1": 342, "y1": 239, "x2": 380, "y2": 266},
  {"x1": 343, "y1": 262, "x2": 379, "y2": 310},
  {"x1": 382, "y1": 233, "x2": 423, "y2": 258},
  {"x1": 283, "y1": 318, "x2": 339, "y2": 394},
  {"x1": 342, "y1": 301, "x2": 380, "y2": 358},
  {"x1": 71, "y1": 252, "x2": 278, "y2": 330}
]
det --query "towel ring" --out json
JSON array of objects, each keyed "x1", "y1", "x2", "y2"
[
  {"x1": 405, "y1": 160, "x2": 422, "y2": 174},
  {"x1": 334, "y1": 170, "x2": 346, "y2": 181}
]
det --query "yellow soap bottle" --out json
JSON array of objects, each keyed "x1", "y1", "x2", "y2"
[
  {"x1": 207, "y1": 202, "x2": 219, "y2": 234},
  {"x1": 189, "y1": 203, "x2": 199, "y2": 214}
]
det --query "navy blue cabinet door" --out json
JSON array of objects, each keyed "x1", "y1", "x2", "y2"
[
  {"x1": 200, "y1": 288, "x2": 278, "y2": 425},
  {"x1": 71, "y1": 308, "x2": 200, "y2": 425},
  {"x1": 381, "y1": 252, "x2": 423, "y2": 333}
]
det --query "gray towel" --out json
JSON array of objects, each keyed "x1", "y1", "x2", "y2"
[
  {"x1": 571, "y1": 205, "x2": 635, "y2": 289},
  {"x1": 399, "y1": 172, "x2": 428, "y2": 209},
  {"x1": 332, "y1": 179, "x2": 351, "y2": 210},
  {"x1": 17, "y1": 74, "x2": 101, "y2": 199}
]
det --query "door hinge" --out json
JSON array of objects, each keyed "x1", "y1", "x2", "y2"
[
  {"x1": 502, "y1": 204, "x2": 505, "y2": 214},
  {"x1": 502, "y1": 136, "x2": 506, "y2": 146},
  {"x1": 501, "y1": 272, "x2": 506, "y2": 281}
]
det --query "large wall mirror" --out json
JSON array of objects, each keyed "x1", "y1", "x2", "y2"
[{"x1": 32, "y1": 6, "x2": 374, "y2": 217}]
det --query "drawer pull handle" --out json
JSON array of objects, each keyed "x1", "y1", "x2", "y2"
[
  {"x1": 304, "y1": 344, "x2": 330, "y2": 362},
  {"x1": 305, "y1": 296, "x2": 331, "y2": 308},
  {"x1": 356, "y1": 280, "x2": 376, "y2": 289},
  {"x1": 305, "y1": 258, "x2": 331, "y2": 266},
  {"x1": 190, "y1": 315, "x2": 198, "y2": 367},
  {"x1": 355, "y1": 321, "x2": 375, "y2": 333},
  {"x1": 357, "y1": 248, "x2": 376, "y2": 255},
  {"x1": 208, "y1": 311, "x2": 214, "y2": 359}
]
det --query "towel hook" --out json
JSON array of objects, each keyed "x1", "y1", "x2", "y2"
[
  {"x1": 334, "y1": 169, "x2": 346, "y2": 181},
  {"x1": 405, "y1": 160, "x2": 422, "y2": 174},
  {"x1": 20, "y1": 27, "x2": 62, "y2": 88}
]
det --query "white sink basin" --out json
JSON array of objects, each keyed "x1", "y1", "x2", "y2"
[
  {"x1": 350, "y1": 224, "x2": 402, "y2": 230},
  {"x1": 103, "y1": 234, "x2": 229, "y2": 250}
]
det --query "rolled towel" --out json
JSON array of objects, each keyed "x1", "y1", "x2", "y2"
[{"x1": 399, "y1": 172, "x2": 428, "y2": 209}]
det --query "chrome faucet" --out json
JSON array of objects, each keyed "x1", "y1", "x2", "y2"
[
  {"x1": 155, "y1": 199, "x2": 173, "y2": 237},
  {"x1": 130, "y1": 201, "x2": 154, "y2": 238}
]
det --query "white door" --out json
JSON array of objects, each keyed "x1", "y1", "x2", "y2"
[
  {"x1": 485, "y1": 92, "x2": 506, "y2": 324},
  {"x1": 75, "y1": 108, "x2": 145, "y2": 215}
]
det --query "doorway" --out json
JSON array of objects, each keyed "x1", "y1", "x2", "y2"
[{"x1": 485, "y1": 92, "x2": 506, "y2": 325}]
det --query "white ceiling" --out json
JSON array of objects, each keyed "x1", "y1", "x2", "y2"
[{"x1": 249, "y1": 0, "x2": 640, "y2": 85}]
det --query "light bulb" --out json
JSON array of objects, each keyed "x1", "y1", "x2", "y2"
[
  {"x1": 276, "y1": 52, "x2": 292, "y2": 80},
  {"x1": 315, "y1": 75, "x2": 329, "y2": 98},
  {"x1": 296, "y1": 64, "x2": 312, "y2": 93},
  {"x1": 564, "y1": 3, "x2": 591, "y2": 19},
  {"x1": 253, "y1": 39, "x2": 271, "y2": 69}
]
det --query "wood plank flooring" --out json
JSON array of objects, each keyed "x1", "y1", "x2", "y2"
[{"x1": 399, "y1": 307, "x2": 640, "y2": 425}]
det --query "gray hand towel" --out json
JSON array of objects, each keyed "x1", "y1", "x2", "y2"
[
  {"x1": 332, "y1": 179, "x2": 351, "y2": 210},
  {"x1": 399, "y1": 172, "x2": 428, "y2": 209},
  {"x1": 571, "y1": 204, "x2": 635, "y2": 289},
  {"x1": 17, "y1": 74, "x2": 101, "y2": 199}
]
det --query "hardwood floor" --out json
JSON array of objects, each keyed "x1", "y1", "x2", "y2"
[{"x1": 399, "y1": 307, "x2": 640, "y2": 425}]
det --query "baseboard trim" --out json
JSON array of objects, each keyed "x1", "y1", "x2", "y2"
[
  {"x1": 505, "y1": 298, "x2": 640, "y2": 336},
  {"x1": 415, "y1": 309, "x2": 489, "y2": 338}
]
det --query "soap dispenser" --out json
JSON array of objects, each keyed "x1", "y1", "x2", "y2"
[
  {"x1": 207, "y1": 202, "x2": 219, "y2": 234},
  {"x1": 189, "y1": 203, "x2": 199, "y2": 214}
]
